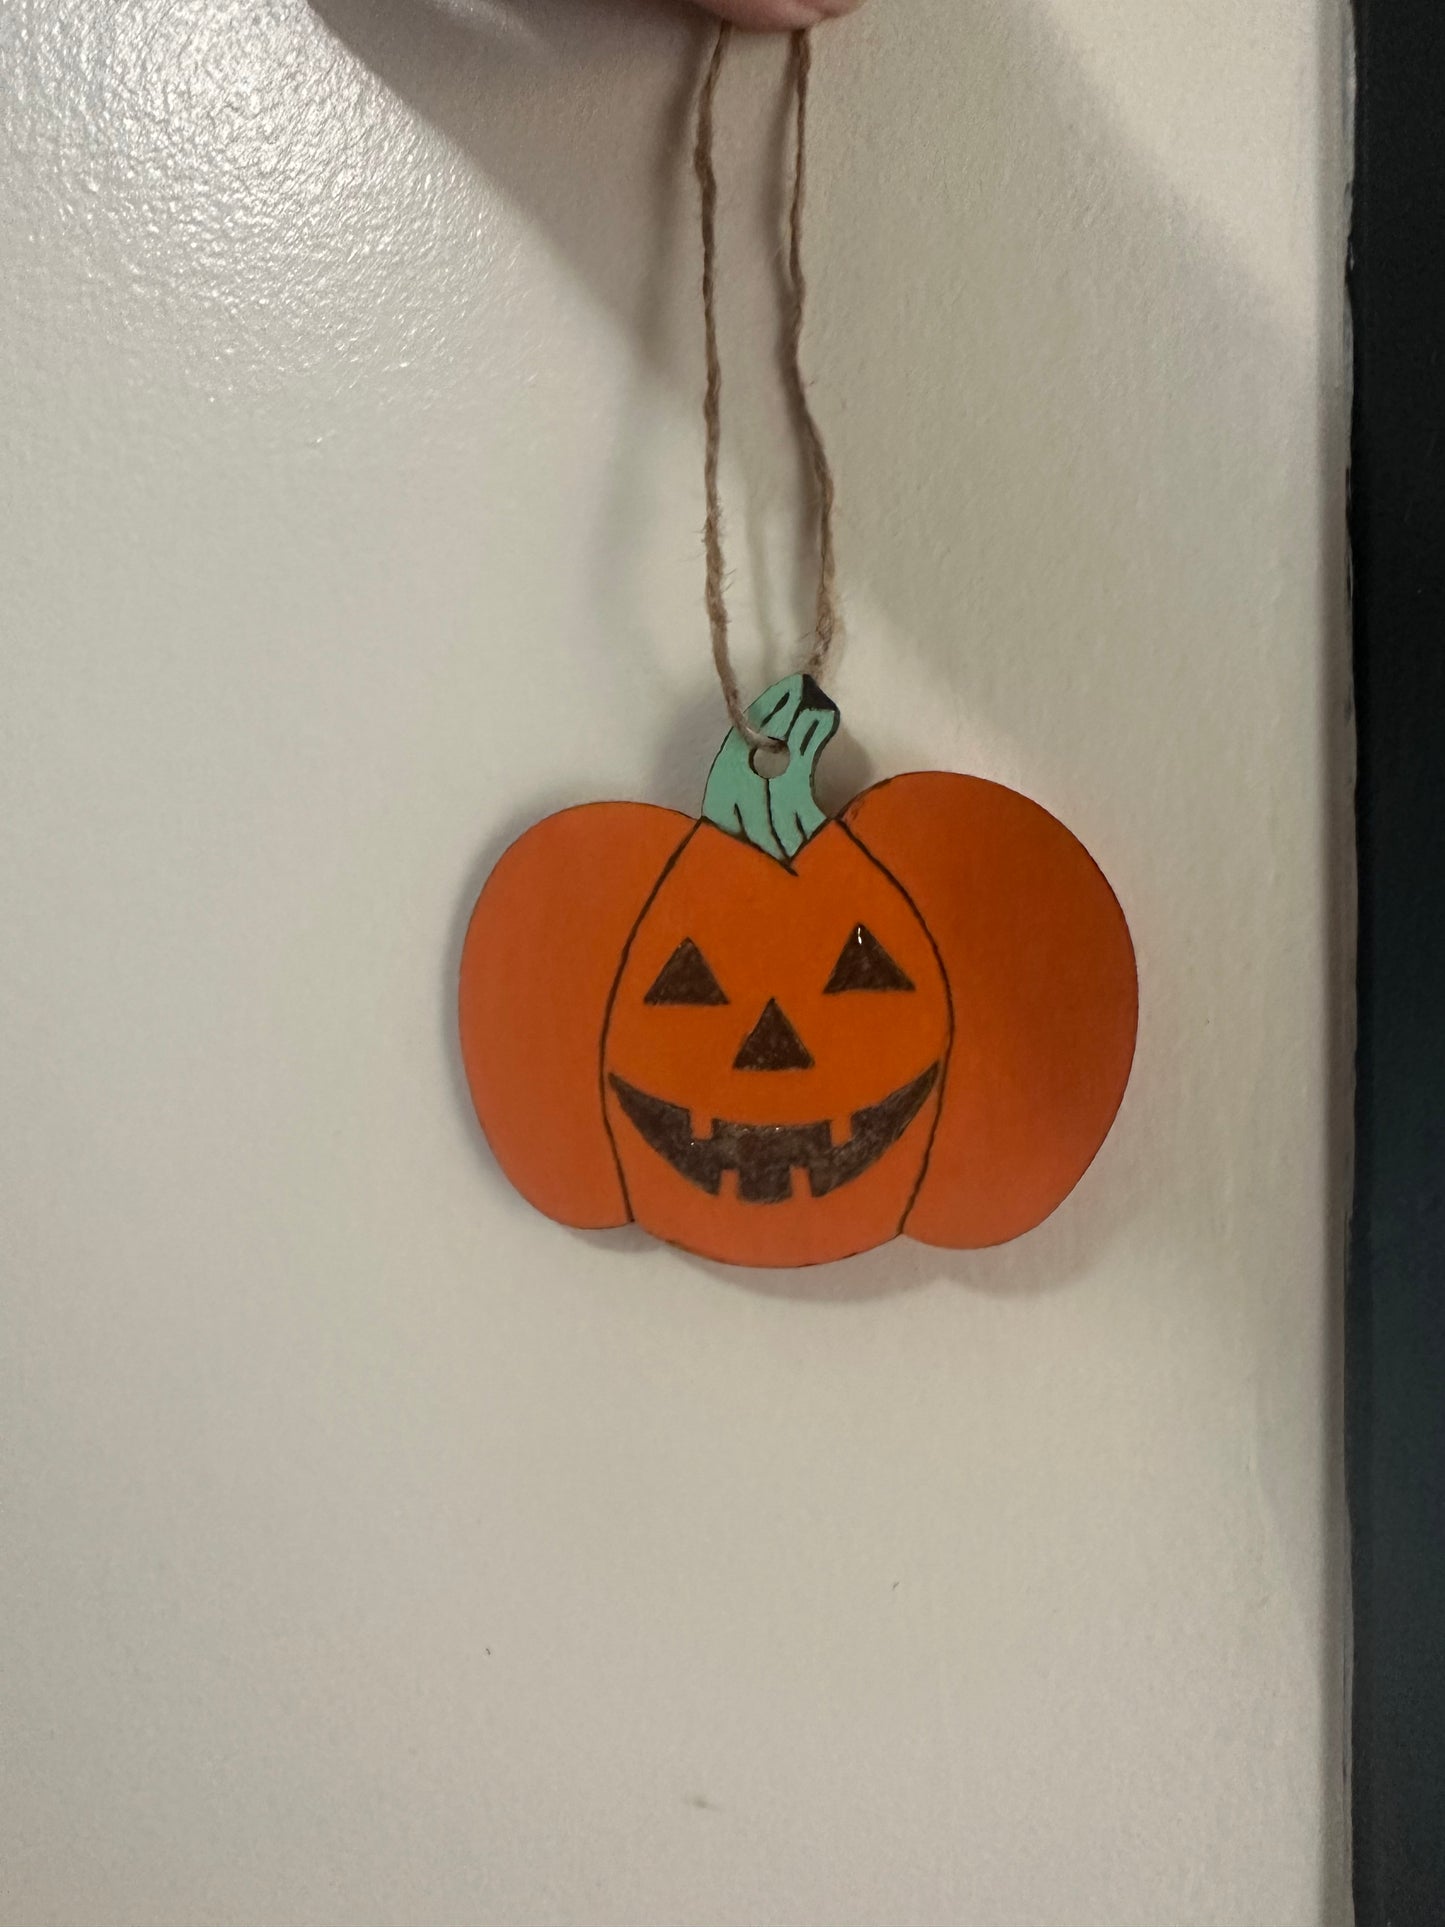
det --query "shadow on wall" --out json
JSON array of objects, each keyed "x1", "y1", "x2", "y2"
[{"x1": 314, "y1": 0, "x2": 1348, "y2": 1904}]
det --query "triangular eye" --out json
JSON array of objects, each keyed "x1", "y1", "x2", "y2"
[
  {"x1": 644, "y1": 938, "x2": 729, "y2": 1006},
  {"x1": 824, "y1": 924, "x2": 915, "y2": 993}
]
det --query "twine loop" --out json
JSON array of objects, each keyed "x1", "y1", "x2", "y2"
[{"x1": 693, "y1": 25, "x2": 841, "y2": 752}]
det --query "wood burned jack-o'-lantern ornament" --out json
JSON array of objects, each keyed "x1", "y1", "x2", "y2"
[{"x1": 458, "y1": 676, "x2": 1137, "y2": 1269}]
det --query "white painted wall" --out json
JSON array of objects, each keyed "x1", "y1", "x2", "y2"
[{"x1": 0, "y1": 1, "x2": 1350, "y2": 1922}]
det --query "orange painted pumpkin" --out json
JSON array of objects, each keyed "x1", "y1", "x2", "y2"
[{"x1": 459, "y1": 677, "x2": 1137, "y2": 1269}]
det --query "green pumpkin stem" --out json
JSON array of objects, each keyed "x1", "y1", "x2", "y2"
[{"x1": 700, "y1": 674, "x2": 841, "y2": 864}]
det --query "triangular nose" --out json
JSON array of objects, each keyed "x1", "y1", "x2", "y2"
[{"x1": 734, "y1": 998, "x2": 815, "y2": 1071}]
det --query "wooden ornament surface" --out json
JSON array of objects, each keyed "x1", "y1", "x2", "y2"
[
  {"x1": 458, "y1": 801, "x2": 691, "y2": 1229},
  {"x1": 845, "y1": 773, "x2": 1138, "y2": 1249},
  {"x1": 458, "y1": 679, "x2": 1138, "y2": 1270},
  {"x1": 601, "y1": 819, "x2": 950, "y2": 1267}
]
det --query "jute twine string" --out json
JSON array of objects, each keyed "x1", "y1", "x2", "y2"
[{"x1": 693, "y1": 24, "x2": 841, "y2": 752}]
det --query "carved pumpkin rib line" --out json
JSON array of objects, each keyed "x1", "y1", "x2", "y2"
[
  {"x1": 842, "y1": 774, "x2": 1140, "y2": 1249},
  {"x1": 595, "y1": 821, "x2": 701, "y2": 1229},
  {"x1": 835, "y1": 817, "x2": 957, "y2": 1243}
]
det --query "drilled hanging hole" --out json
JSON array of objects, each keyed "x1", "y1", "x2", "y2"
[{"x1": 750, "y1": 741, "x2": 790, "y2": 780}]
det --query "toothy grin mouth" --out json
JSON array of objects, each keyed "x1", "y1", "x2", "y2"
[{"x1": 607, "y1": 1064, "x2": 941, "y2": 1204}]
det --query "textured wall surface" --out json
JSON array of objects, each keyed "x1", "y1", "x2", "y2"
[{"x1": 0, "y1": 1, "x2": 1350, "y2": 1922}]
